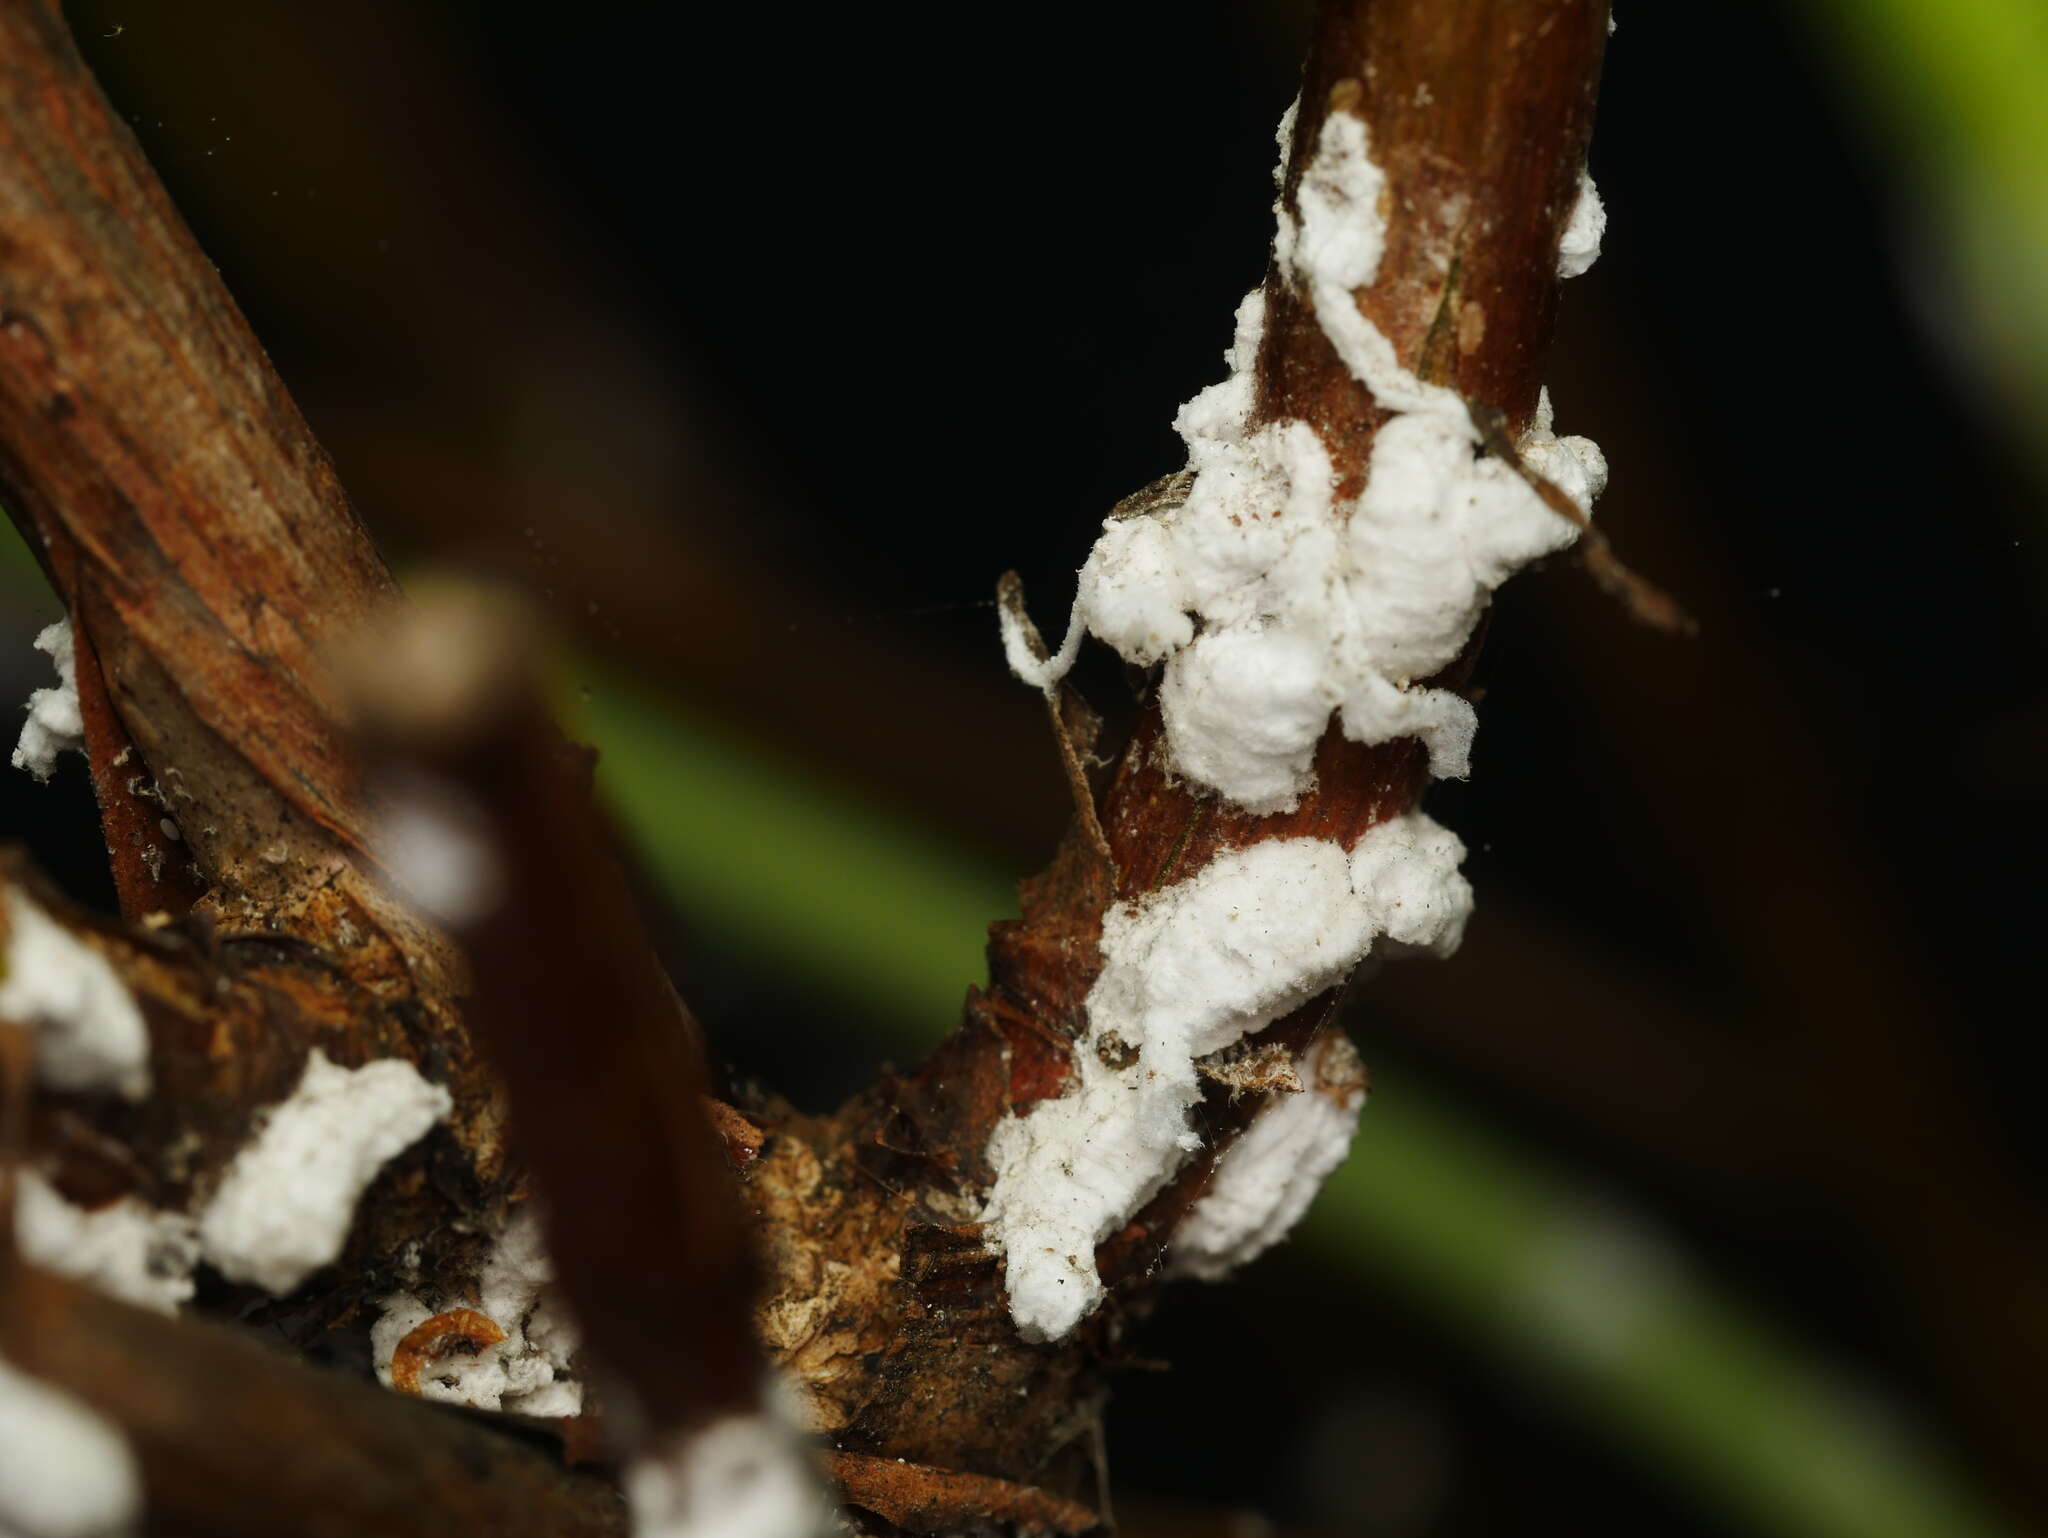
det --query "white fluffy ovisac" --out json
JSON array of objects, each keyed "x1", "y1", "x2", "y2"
[
  {"x1": 12, "y1": 620, "x2": 85, "y2": 783},
  {"x1": 198, "y1": 1049, "x2": 451, "y2": 1296},
  {"x1": 13, "y1": 1172, "x2": 198, "y2": 1316},
  {"x1": 0, "y1": 1354, "x2": 142, "y2": 1538},
  {"x1": 0, "y1": 889, "x2": 152, "y2": 1102},
  {"x1": 624, "y1": 1406, "x2": 826, "y2": 1538},
  {"x1": 1169, "y1": 1031, "x2": 1369, "y2": 1282},
  {"x1": 981, "y1": 814, "x2": 1469, "y2": 1342}
]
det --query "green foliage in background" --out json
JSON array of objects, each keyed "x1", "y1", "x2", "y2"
[
  {"x1": 571, "y1": 674, "x2": 1004, "y2": 1045},
  {"x1": 1797, "y1": 0, "x2": 2048, "y2": 477}
]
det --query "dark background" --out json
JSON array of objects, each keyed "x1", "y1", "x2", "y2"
[{"x1": 4, "y1": 3, "x2": 2040, "y2": 1534}]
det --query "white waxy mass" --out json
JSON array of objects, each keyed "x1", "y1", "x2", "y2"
[
  {"x1": 372, "y1": 1208, "x2": 585, "y2": 1417},
  {"x1": 199, "y1": 1049, "x2": 451, "y2": 1296},
  {"x1": 985, "y1": 101, "x2": 1607, "y2": 1340},
  {"x1": 0, "y1": 1355, "x2": 142, "y2": 1538},
  {"x1": 0, "y1": 890, "x2": 152, "y2": 1102},
  {"x1": 981, "y1": 816, "x2": 1470, "y2": 1341},
  {"x1": 12, "y1": 620, "x2": 85, "y2": 783},
  {"x1": 1003, "y1": 110, "x2": 1604, "y2": 811}
]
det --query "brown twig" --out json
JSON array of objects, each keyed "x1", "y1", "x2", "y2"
[
  {"x1": 0, "y1": 0, "x2": 406, "y2": 929},
  {"x1": 345, "y1": 582, "x2": 765, "y2": 1443},
  {"x1": 0, "y1": 0, "x2": 758, "y2": 1503},
  {"x1": 0, "y1": 0, "x2": 515, "y2": 1329},
  {"x1": 741, "y1": 0, "x2": 1616, "y2": 1512},
  {"x1": 995, "y1": 569, "x2": 1116, "y2": 871},
  {"x1": 1470, "y1": 400, "x2": 1697, "y2": 636},
  {"x1": 0, "y1": 1259, "x2": 629, "y2": 1538},
  {"x1": 0, "y1": 2, "x2": 508, "y2": 1218},
  {"x1": 829, "y1": 1449, "x2": 1100, "y2": 1536}
]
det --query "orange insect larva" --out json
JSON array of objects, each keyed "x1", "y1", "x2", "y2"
[{"x1": 388, "y1": 1307, "x2": 506, "y2": 1395}]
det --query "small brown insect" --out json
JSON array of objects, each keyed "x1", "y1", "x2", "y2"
[{"x1": 388, "y1": 1307, "x2": 506, "y2": 1396}]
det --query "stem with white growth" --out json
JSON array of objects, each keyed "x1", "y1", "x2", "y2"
[{"x1": 978, "y1": 0, "x2": 1612, "y2": 1349}]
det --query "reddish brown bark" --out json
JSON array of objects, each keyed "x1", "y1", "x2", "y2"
[
  {"x1": 1261, "y1": 2, "x2": 1605, "y2": 453},
  {"x1": 829, "y1": 1450, "x2": 1102, "y2": 1536},
  {"x1": 64, "y1": 607, "x2": 205, "y2": 918},
  {"x1": 0, "y1": 0, "x2": 400, "y2": 909}
]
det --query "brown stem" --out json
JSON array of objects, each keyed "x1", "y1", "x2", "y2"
[
  {"x1": 745, "y1": 0, "x2": 1613, "y2": 1515},
  {"x1": 0, "y1": 0, "x2": 760, "y2": 1499},
  {"x1": 1262, "y1": 0, "x2": 1605, "y2": 449},
  {"x1": 0, "y1": 1259, "x2": 628, "y2": 1538},
  {"x1": 969, "y1": 0, "x2": 1610, "y2": 1214},
  {"x1": 0, "y1": 855, "x2": 488, "y2": 1308},
  {"x1": 982, "y1": 0, "x2": 1608, "y2": 1052},
  {"x1": 0, "y1": 0, "x2": 469, "y2": 1023},
  {"x1": 346, "y1": 585, "x2": 765, "y2": 1443},
  {"x1": 0, "y1": 0, "x2": 511, "y2": 1293}
]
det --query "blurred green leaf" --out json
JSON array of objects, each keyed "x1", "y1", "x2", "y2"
[
  {"x1": 0, "y1": 513, "x2": 56, "y2": 606},
  {"x1": 1312, "y1": 1082, "x2": 2014, "y2": 1538},
  {"x1": 565, "y1": 667, "x2": 1011, "y2": 1047},
  {"x1": 1797, "y1": 0, "x2": 2048, "y2": 469}
]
